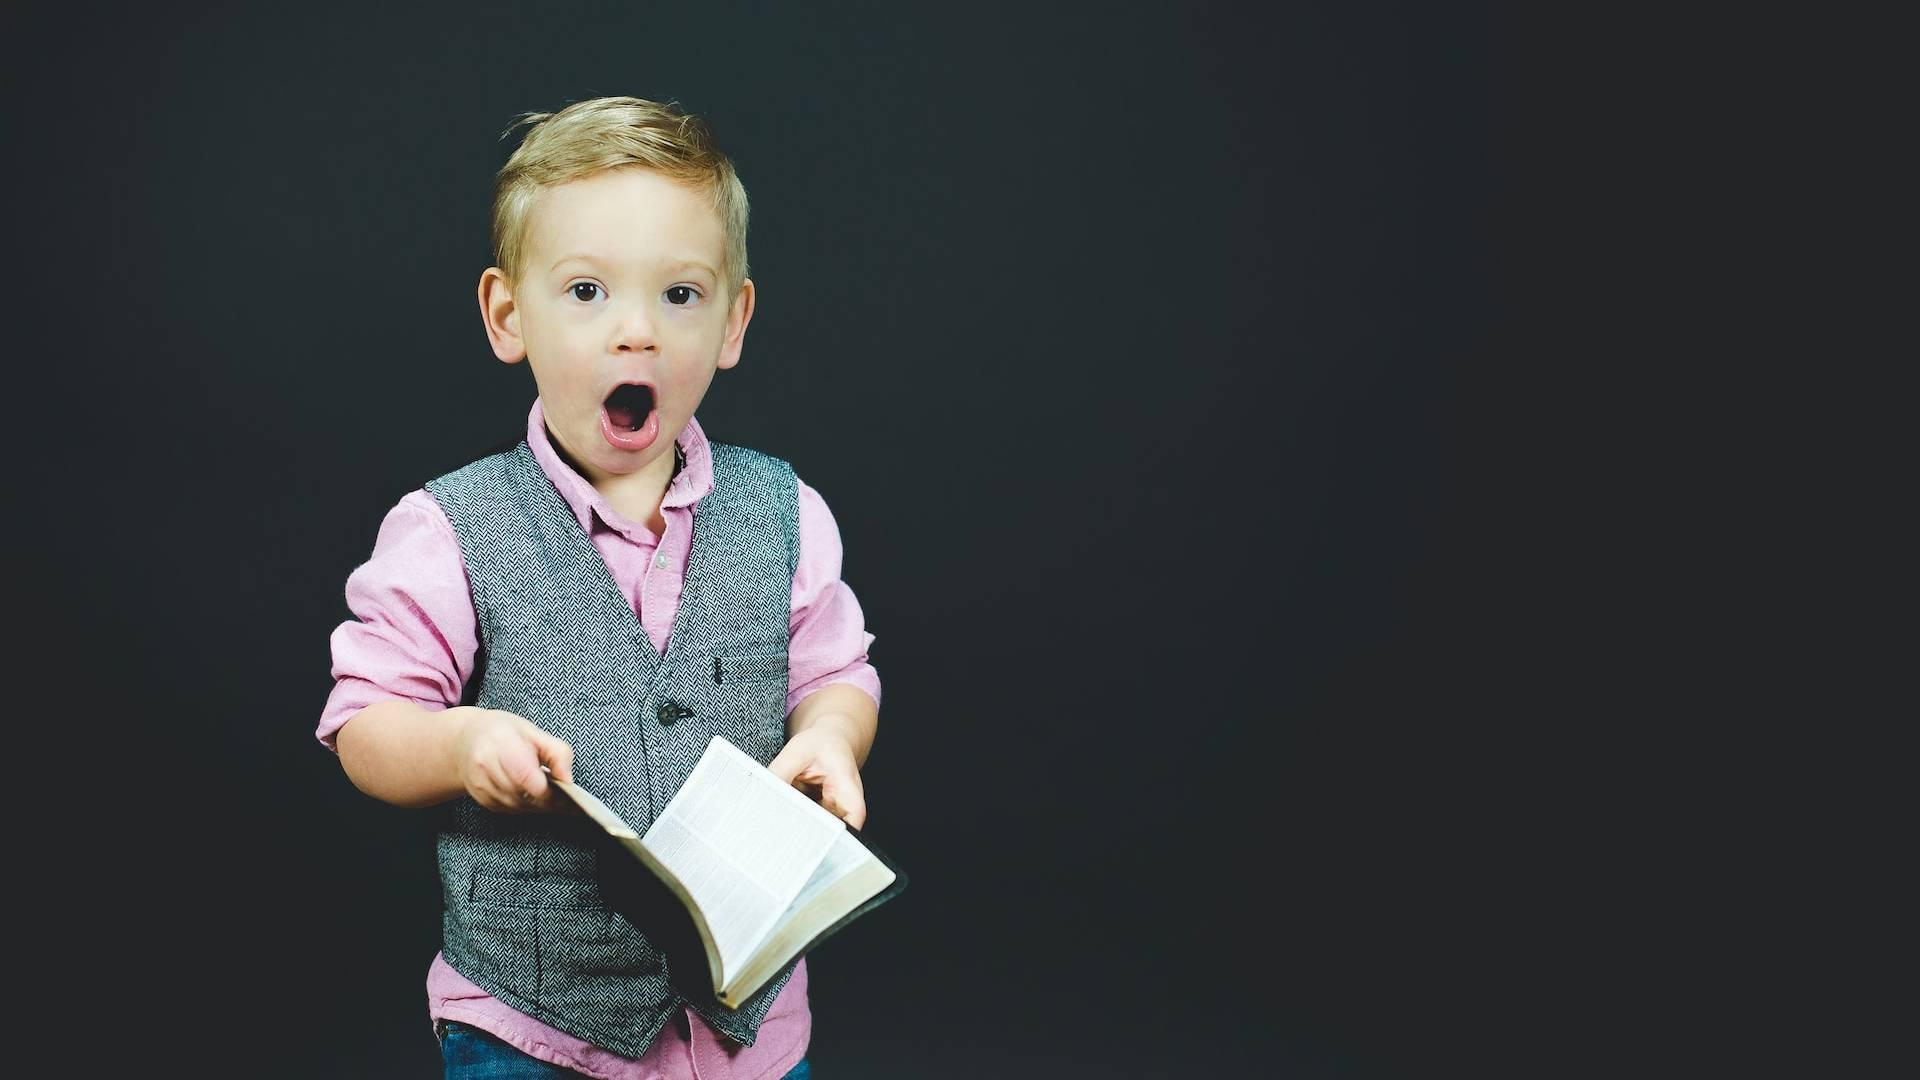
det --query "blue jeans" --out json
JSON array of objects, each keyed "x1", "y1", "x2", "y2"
[{"x1": 441, "y1": 1020, "x2": 812, "y2": 1079}]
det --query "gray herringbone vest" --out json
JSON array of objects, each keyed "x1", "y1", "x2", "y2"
[{"x1": 423, "y1": 438, "x2": 800, "y2": 1058}]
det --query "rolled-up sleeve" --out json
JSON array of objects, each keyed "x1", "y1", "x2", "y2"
[
  {"x1": 317, "y1": 490, "x2": 480, "y2": 751},
  {"x1": 786, "y1": 479, "x2": 882, "y2": 715}
]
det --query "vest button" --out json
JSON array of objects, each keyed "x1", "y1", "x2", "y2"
[{"x1": 656, "y1": 700, "x2": 693, "y2": 726}]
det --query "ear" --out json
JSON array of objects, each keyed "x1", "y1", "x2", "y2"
[
  {"x1": 478, "y1": 267, "x2": 527, "y2": 364},
  {"x1": 715, "y1": 278, "x2": 756, "y2": 371}
]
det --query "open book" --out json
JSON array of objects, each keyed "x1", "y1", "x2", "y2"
[{"x1": 550, "y1": 735, "x2": 904, "y2": 1009}]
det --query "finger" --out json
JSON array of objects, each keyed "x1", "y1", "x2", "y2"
[
  {"x1": 533, "y1": 730, "x2": 575, "y2": 785},
  {"x1": 477, "y1": 784, "x2": 524, "y2": 814},
  {"x1": 497, "y1": 785, "x2": 538, "y2": 815},
  {"x1": 500, "y1": 743, "x2": 550, "y2": 806},
  {"x1": 821, "y1": 779, "x2": 868, "y2": 830},
  {"x1": 529, "y1": 766, "x2": 578, "y2": 814},
  {"x1": 473, "y1": 760, "x2": 529, "y2": 814},
  {"x1": 765, "y1": 743, "x2": 806, "y2": 784}
]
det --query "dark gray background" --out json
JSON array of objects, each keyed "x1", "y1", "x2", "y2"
[{"x1": 12, "y1": 2, "x2": 1519, "y2": 1075}]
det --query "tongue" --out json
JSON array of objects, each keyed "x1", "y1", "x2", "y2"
[{"x1": 605, "y1": 401, "x2": 638, "y2": 430}]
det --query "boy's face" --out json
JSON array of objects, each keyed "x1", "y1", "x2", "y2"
[{"x1": 479, "y1": 167, "x2": 752, "y2": 486}]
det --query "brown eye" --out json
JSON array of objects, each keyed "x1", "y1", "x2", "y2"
[
  {"x1": 570, "y1": 283, "x2": 601, "y2": 302},
  {"x1": 665, "y1": 286, "x2": 699, "y2": 306}
]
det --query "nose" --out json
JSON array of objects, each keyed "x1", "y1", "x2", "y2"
[{"x1": 611, "y1": 301, "x2": 657, "y2": 352}]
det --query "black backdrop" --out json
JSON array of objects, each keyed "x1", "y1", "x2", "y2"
[{"x1": 12, "y1": 2, "x2": 1507, "y2": 1076}]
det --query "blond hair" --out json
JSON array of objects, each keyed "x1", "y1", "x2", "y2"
[{"x1": 490, "y1": 96, "x2": 750, "y2": 299}]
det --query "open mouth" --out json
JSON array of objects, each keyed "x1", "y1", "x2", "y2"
[{"x1": 603, "y1": 382, "x2": 655, "y2": 431}]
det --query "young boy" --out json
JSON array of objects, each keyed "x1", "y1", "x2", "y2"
[{"x1": 318, "y1": 96, "x2": 879, "y2": 1080}]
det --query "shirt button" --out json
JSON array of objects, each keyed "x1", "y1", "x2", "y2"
[{"x1": 653, "y1": 551, "x2": 668, "y2": 569}]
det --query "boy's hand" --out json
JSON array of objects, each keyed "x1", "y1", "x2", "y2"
[
  {"x1": 768, "y1": 726, "x2": 866, "y2": 829},
  {"x1": 449, "y1": 707, "x2": 575, "y2": 813}
]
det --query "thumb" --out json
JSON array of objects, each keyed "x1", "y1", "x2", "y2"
[
  {"x1": 532, "y1": 728, "x2": 574, "y2": 785},
  {"x1": 766, "y1": 741, "x2": 806, "y2": 784},
  {"x1": 820, "y1": 777, "x2": 868, "y2": 830},
  {"x1": 513, "y1": 718, "x2": 572, "y2": 785}
]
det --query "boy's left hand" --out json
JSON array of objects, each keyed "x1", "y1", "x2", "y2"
[{"x1": 768, "y1": 727, "x2": 866, "y2": 829}]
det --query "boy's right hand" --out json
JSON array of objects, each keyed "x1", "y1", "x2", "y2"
[{"x1": 448, "y1": 707, "x2": 575, "y2": 813}]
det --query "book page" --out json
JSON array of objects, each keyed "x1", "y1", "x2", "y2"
[
  {"x1": 641, "y1": 737, "x2": 843, "y2": 987},
  {"x1": 720, "y1": 828, "x2": 895, "y2": 1006},
  {"x1": 784, "y1": 829, "x2": 876, "y2": 919}
]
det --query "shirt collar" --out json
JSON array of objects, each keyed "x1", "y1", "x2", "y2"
[{"x1": 525, "y1": 398, "x2": 716, "y2": 539}]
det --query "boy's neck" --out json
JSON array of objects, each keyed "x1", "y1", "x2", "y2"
[{"x1": 548, "y1": 428, "x2": 684, "y2": 538}]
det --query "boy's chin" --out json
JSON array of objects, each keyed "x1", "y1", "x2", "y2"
[{"x1": 588, "y1": 442, "x2": 670, "y2": 475}]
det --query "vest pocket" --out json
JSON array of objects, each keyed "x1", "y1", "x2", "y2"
[
  {"x1": 706, "y1": 651, "x2": 789, "y2": 762},
  {"x1": 465, "y1": 872, "x2": 604, "y2": 1003},
  {"x1": 570, "y1": 910, "x2": 664, "y2": 977},
  {"x1": 470, "y1": 872, "x2": 603, "y2": 910},
  {"x1": 714, "y1": 651, "x2": 788, "y2": 685},
  {"x1": 459, "y1": 873, "x2": 550, "y2": 1001}
]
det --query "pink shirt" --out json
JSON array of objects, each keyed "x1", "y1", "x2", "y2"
[{"x1": 320, "y1": 399, "x2": 880, "y2": 1080}]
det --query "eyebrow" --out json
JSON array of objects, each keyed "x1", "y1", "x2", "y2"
[{"x1": 549, "y1": 253, "x2": 718, "y2": 278}]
